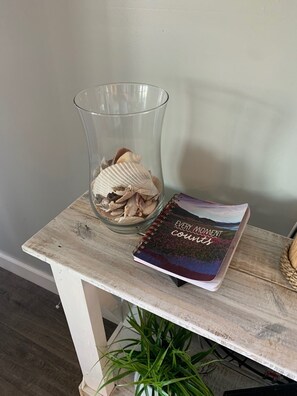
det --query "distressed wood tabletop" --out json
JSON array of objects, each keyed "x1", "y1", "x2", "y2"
[{"x1": 23, "y1": 193, "x2": 297, "y2": 383}]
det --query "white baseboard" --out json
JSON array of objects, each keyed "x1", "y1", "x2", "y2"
[{"x1": 0, "y1": 249, "x2": 58, "y2": 294}]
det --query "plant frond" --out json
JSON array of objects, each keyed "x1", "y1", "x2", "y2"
[{"x1": 97, "y1": 305, "x2": 216, "y2": 395}]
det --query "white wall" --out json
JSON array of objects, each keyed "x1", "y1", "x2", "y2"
[{"x1": 1, "y1": 0, "x2": 297, "y2": 285}]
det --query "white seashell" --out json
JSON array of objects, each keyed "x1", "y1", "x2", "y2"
[
  {"x1": 136, "y1": 188, "x2": 159, "y2": 198},
  {"x1": 115, "y1": 186, "x2": 135, "y2": 203},
  {"x1": 110, "y1": 208, "x2": 124, "y2": 217},
  {"x1": 124, "y1": 195, "x2": 138, "y2": 217},
  {"x1": 107, "y1": 201, "x2": 126, "y2": 212},
  {"x1": 142, "y1": 199, "x2": 158, "y2": 216},
  {"x1": 116, "y1": 151, "x2": 141, "y2": 164},
  {"x1": 135, "y1": 193, "x2": 144, "y2": 208},
  {"x1": 113, "y1": 187, "x2": 126, "y2": 196},
  {"x1": 92, "y1": 162, "x2": 159, "y2": 198},
  {"x1": 152, "y1": 175, "x2": 162, "y2": 193}
]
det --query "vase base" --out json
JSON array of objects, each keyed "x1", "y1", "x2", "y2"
[{"x1": 100, "y1": 207, "x2": 164, "y2": 235}]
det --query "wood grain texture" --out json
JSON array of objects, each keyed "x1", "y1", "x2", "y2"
[
  {"x1": 0, "y1": 267, "x2": 81, "y2": 396},
  {"x1": 22, "y1": 194, "x2": 297, "y2": 383},
  {"x1": 0, "y1": 267, "x2": 116, "y2": 396}
]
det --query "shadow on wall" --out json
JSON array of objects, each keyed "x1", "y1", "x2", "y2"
[{"x1": 165, "y1": 80, "x2": 297, "y2": 236}]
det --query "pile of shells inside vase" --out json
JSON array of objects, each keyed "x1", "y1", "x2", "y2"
[{"x1": 91, "y1": 148, "x2": 162, "y2": 225}]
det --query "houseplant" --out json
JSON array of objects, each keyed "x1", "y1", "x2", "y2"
[{"x1": 98, "y1": 306, "x2": 216, "y2": 395}]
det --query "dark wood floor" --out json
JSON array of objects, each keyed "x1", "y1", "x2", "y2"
[{"x1": 0, "y1": 267, "x2": 115, "y2": 396}]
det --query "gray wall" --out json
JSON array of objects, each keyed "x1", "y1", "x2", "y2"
[{"x1": 1, "y1": 1, "x2": 297, "y2": 284}]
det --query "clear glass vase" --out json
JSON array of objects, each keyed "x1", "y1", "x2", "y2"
[{"x1": 74, "y1": 82, "x2": 169, "y2": 234}]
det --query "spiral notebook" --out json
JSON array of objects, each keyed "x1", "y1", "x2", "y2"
[{"x1": 133, "y1": 193, "x2": 250, "y2": 291}]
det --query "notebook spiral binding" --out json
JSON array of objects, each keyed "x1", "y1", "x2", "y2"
[{"x1": 135, "y1": 196, "x2": 178, "y2": 253}]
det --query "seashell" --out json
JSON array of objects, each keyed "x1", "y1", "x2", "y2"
[
  {"x1": 110, "y1": 208, "x2": 124, "y2": 217},
  {"x1": 152, "y1": 175, "x2": 162, "y2": 193},
  {"x1": 142, "y1": 199, "x2": 158, "y2": 216},
  {"x1": 135, "y1": 193, "x2": 144, "y2": 208},
  {"x1": 117, "y1": 216, "x2": 144, "y2": 225},
  {"x1": 124, "y1": 195, "x2": 138, "y2": 217},
  {"x1": 113, "y1": 186, "x2": 126, "y2": 196},
  {"x1": 116, "y1": 151, "x2": 141, "y2": 164},
  {"x1": 113, "y1": 147, "x2": 131, "y2": 164},
  {"x1": 97, "y1": 197, "x2": 110, "y2": 210},
  {"x1": 115, "y1": 186, "x2": 135, "y2": 203},
  {"x1": 92, "y1": 162, "x2": 159, "y2": 198},
  {"x1": 139, "y1": 194, "x2": 151, "y2": 201},
  {"x1": 136, "y1": 188, "x2": 159, "y2": 199},
  {"x1": 100, "y1": 157, "x2": 111, "y2": 172},
  {"x1": 107, "y1": 201, "x2": 126, "y2": 212},
  {"x1": 107, "y1": 192, "x2": 120, "y2": 202},
  {"x1": 133, "y1": 193, "x2": 144, "y2": 216}
]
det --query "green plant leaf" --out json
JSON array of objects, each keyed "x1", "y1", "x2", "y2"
[{"x1": 97, "y1": 306, "x2": 217, "y2": 395}]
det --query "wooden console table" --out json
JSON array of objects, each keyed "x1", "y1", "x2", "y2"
[{"x1": 22, "y1": 193, "x2": 297, "y2": 395}]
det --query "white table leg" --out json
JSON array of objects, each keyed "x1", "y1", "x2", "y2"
[{"x1": 51, "y1": 263, "x2": 114, "y2": 396}]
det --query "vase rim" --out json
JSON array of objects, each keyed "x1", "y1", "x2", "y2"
[{"x1": 73, "y1": 82, "x2": 169, "y2": 117}]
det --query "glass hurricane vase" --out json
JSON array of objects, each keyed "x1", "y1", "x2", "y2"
[{"x1": 74, "y1": 82, "x2": 169, "y2": 234}]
